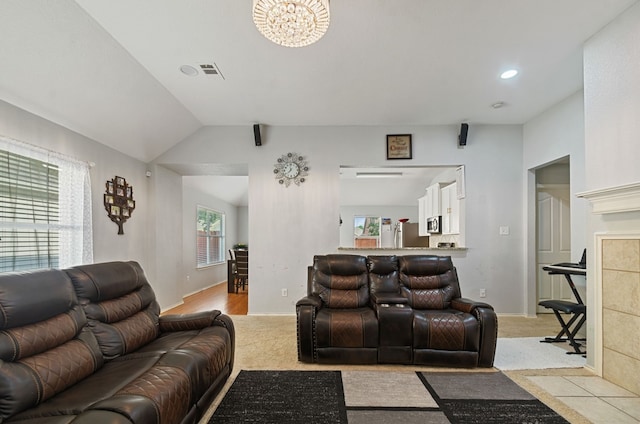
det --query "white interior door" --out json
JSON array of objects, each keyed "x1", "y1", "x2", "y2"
[{"x1": 536, "y1": 185, "x2": 572, "y2": 313}]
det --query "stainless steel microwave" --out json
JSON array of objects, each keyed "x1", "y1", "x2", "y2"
[{"x1": 427, "y1": 216, "x2": 441, "y2": 234}]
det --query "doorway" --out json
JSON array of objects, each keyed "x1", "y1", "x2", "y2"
[{"x1": 535, "y1": 159, "x2": 571, "y2": 312}]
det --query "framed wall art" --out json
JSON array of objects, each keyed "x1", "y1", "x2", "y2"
[
  {"x1": 386, "y1": 134, "x2": 412, "y2": 160},
  {"x1": 104, "y1": 175, "x2": 135, "y2": 234}
]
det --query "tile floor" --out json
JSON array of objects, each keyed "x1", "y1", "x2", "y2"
[
  {"x1": 497, "y1": 314, "x2": 639, "y2": 422},
  {"x1": 527, "y1": 374, "x2": 640, "y2": 423}
]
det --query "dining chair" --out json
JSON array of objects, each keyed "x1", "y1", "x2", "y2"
[{"x1": 233, "y1": 250, "x2": 249, "y2": 293}]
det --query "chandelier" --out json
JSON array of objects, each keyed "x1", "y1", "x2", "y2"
[{"x1": 252, "y1": 0, "x2": 330, "y2": 48}]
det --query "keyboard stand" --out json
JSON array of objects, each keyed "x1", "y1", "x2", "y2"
[{"x1": 539, "y1": 265, "x2": 586, "y2": 356}]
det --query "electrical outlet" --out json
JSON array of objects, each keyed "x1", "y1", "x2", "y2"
[
  {"x1": 281, "y1": 288, "x2": 288, "y2": 297},
  {"x1": 499, "y1": 226, "x2": 510, "y2": 235},
  {"x1": 479, "y1": 288, "x2": 486, "y2": 298}
]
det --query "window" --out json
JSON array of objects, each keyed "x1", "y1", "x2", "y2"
[
  {"x1": 0, "y1": 137, "x2": 93, "y2": 273},
  {"x1": 353, "y1": 216, "x2": 381, "y2": 248},
  {"x1": 196, "y1": 206, "x2": 224, "y2": 267}
]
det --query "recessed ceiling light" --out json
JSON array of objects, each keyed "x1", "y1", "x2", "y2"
[
  {"x1": 492, "y1": 101, "x2": 505, "y2": 109},
  {"x1": 179, "y1": 65, "x2": 199, "y2": 76},
  {"x1": 500, "y1": 69, "x2": 518, "y2": 79}
]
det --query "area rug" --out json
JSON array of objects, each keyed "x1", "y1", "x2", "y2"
[
  {"x1": 209, "y1": 370, "x2": 569, "y2": 423},
  {"x1": 494, "y1": 337, "x2": 586, "y2": 370}
]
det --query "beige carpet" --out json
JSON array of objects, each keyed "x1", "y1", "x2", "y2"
[{"x1": 199, "y1": 315, "x2": 591, "y2": 424}]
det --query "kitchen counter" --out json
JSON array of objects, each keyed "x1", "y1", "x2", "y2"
[{"x1": 337, "y1": 247, "x2": 467, "y2": 252}]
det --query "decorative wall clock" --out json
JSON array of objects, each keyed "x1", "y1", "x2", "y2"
[
  {"x1": 104, "y1": 176, "x2": 135, "y2": 234},
  {"x1": 273, "y1": 153, "x2": 309, "y2": 187}
]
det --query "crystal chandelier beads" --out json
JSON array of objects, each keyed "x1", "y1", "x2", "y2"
[{"x1": 253, "y1": 0, "x2": 330, "y2": 48}]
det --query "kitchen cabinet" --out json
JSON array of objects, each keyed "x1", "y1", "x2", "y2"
[
  {"x1": 418, "y1": 183, "x2": 442, "y2": 236},
  {"x1": 418, "y1": 195, "x2": 428, "y2": 236},
  {"x1": 419, "y1": 183, "x2": 442, "y2": 235},
  {"x1": 441, "y1": 182, "x2": 460, "y2": 235},
  {"x1": 426, "y1": 183, "x2": 441, "y2": 217}
]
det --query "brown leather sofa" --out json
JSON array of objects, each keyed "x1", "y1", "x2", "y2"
[
  {"x1": 297, "y1": 254, "x2": 497, "y2": 367},
  {"x1": 0, "y1": 261, "x2": 234, "y2": 424}
]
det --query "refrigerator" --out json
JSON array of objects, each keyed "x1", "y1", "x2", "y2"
[
  {"x1": 398, "y1": 222, "x2": 430, "y2": 248},
  {"x1": 380, "y1": 218, "x2": 394, "y2": 248}
]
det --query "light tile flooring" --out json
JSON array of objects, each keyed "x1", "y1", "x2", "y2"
[
  {"x1": 527, "y1": 374, "x2": 640, "y2": 423},
  {"x1": 498, "y1": 314, "x2": 640, "y2": 422}
]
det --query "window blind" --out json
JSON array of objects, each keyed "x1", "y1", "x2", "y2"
[
  {"x1": 196, "y1": 206, "x2": 225, "y2": 267},
  {"x1": 0, "y1": 150, "x2": 60, "y2": 271}
]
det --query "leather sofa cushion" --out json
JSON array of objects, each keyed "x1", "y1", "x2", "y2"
[
  {"x1": 367, "y1": 255, "x2": 400, "y2": 295},
  {"x1": 0, "y1": 269, "x2": 76, "y2": 328},
  {"x1": 399, "y1": 256, "x2": 460, "y2": 309},
  {"x1": 413, "y1": 309, "x2": 480, "y2": 351},
  {"x1": 0, "y1": 270, "x2": 104, "y2": 421},
  {"x1": 312, "y1": 255, "x2": 370, "y2": 308},
  {"x1": 68, "y1": 261, "x2": 146, "y2": 300},
  {"x1": 7, "y1": 324, "x2": 233, "y2": 423},
  {"x1": 66, "y1": 261, "x2": 160, "y2": 359},
  {"x1": 315, "y1": 308, "x2": 378, "y2": 348}
]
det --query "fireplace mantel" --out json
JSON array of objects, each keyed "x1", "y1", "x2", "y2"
[
  {"x1": 577, "y1": 182, "x2": 640, "y2": 214},
  {"x1": 578, "y1": 181, "x2": 640, "y2": 387}
]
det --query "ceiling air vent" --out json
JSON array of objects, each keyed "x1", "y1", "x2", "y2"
[{"x1": 199, "y1": 63, "x2": 225, "y2": 79}]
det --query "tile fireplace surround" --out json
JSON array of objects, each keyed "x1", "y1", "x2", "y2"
[
  {"x1": 600, "y1": 238, "x2": 640, "y2": 394},
  {"x1": 578, "y1": 182, "x2": 640, "y2": 396}
]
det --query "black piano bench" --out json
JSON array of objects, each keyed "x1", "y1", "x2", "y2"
[{"x1": 539, "y1": 299, "x2": 586, "y2": 355}]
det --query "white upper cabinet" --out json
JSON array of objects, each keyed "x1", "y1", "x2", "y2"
[
  {"x1": 419, "y1": 183, "x2": 443, "y2": 235},
  {"x1": 426, "y1": 183, "x2": 441, "y2": 217},
  {"x1": 441, "y1": 182, "x2": 460, "y2": 235}
]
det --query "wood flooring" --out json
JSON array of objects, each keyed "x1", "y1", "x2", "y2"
[{"x1": 162, "y1": 282, "x2": 248, "y2": 316}]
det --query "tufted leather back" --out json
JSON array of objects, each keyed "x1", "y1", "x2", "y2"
[
  {"x1": 66, "y1": 261, "x2": 160, "y2": 360},
  {"x1": 312, "y1": 254, "x2": 370, "y2": 308},
  {"x1": 399, "y1": 255, "x2": 461, "y2": 309},
  {"x1": 0, "y1": 269, "x2": 104, "y2": 421},
  {"x1": 367, "y1": 255, "x2": 400, "y2": 296}
]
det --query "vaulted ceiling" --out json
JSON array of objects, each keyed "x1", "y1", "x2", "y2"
[
  {"x1": 0, "y1": 1, "x2": 636, "y2": 205},
  {"x1": 1, "y1": 0, "x2": 636, "y2": 162}
]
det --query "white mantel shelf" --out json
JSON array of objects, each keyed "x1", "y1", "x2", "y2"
[{"x1": 577, "y1": 181, "x2": 640, "y2": 214}]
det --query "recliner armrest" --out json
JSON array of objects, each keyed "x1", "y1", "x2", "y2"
[
  {"x1": 451, "y1": 297, "x2": 493, "y2": 314},
  {"x1": 159, "y1": 310, "x2": 221, "y2": 332},
  {"x1": 371, "y1": 292, "x2": 408, "y2": 305},
  {"x1": 296, "y1": 294, "x2": 323, "y2": 309},
  {"x1": 297, "y1": 295, "x2": 322, "y2": 363}
]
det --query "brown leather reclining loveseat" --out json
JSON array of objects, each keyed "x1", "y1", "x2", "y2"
[
  {"x1": 0, "y1": 261, "x2": 234, "y2": 424},
  {"x1": 297, "y1": 254, "x2": 497, "y2": 367}
]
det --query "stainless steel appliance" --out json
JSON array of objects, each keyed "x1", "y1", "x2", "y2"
[
  {"x1": 398, "y1": 222, "x2": 429, "y2": 248},
  {"x1": 426, "y1": 216, "x2": 441, "y2": 234}
]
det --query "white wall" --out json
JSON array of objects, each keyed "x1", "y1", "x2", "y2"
[
  {"x1": 147, "y1": 164, "x2": 184, "y2": 308},
  {"x1": 0, "y1": 100, "x2": 530, "y2": 315},
  {"x1": 0, "y1": 100, "x2": 214, "y2": 311},
  {"x1": 0, "y1": 99, "x2": 151, "y2": 265},
  {"x1": 237, "y1": 206, "x2": 249, "y2": 246},
  {"x1": 582, "y1": 2, "x2": 640, "y2": 367},
  {"x1": 522, "y1": 91, "x2": 588, "y2": 315},
  {"x1": 584, "y1": 2, "x2": 640, "y2": 192},
  {"x1": 157, "y1": 124, "x2": 525, "y2": 314}
]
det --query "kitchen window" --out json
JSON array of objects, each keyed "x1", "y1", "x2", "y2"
[
  {"x1": 196, "y1": 206, "x2": 225, "y2": 267},
  {"x1": 354, "y1": 216, "x2": 381, "y2": 248}
]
